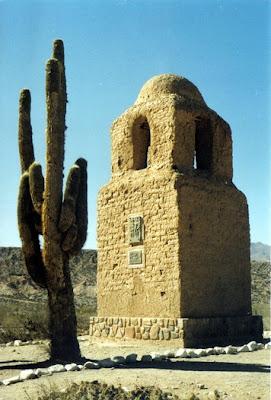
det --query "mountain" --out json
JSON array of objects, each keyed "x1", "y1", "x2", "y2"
[
  {"x1": 250, "y1": 242, "x2": 270, "y2": 262},
  {"x1": 0, "y1": 247, "x2": 97, "y2": 308},
  {"x1": 0, "y1": 243, "x2": 269, "y2": 307}
]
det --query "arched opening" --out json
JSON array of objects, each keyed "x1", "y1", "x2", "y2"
[
  {"x1": 132, "y1": 116, "x2": 151, "y2": 170},
  {"x1": 194, "y1": 117, "x2": 213, "y2": 172}
]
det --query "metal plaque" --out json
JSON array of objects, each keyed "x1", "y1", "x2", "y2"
[
  {"x1": 129, "y1": 216, "x2": 144, "y2": 244},
  {"x1": 128, "y1": 249, "x2": 143, "y2": 267}
]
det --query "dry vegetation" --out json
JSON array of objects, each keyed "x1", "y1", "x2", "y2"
[{"x1": 36, "y1": 381, "x2": 183, "y2": 400}]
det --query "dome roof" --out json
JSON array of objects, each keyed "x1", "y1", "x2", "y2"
[{"x1": 136, "y1": 74, "x2": 205, "y2": 104}]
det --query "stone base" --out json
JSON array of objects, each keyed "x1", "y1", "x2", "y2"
[{"x1": 89, "y1": 315, "x2": 263, "y2": 347}]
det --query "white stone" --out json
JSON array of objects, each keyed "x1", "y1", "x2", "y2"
[
  {"x1": 14, "y1": 340, "x2": 22, "y2": 346},
  {"x1": 194, "y1": 349, "x2": 207, "y2": 357},
  {"x1": 126, "y1": 353, "x2": 137, "y2": 363},
  {"x1": 78, "y1": 335, "x2": 88, "y2": 341},
  {"x1": 214, "y1": 346, "x2": 226, "y2": 354},
  {"x1": 256, "y1": 343, "x2": 264, "y2": 350},
  {"x1": 205, "y1": 347, "x2": 215, "y2": 355},
  {"x1": 6, "y1": 342, "x2": 13, "y2": 347},
  {"x1": 237, "y1": 344, "x2": 249, "y2": 353},
  {"x1": 225, "y1": 345, "x2": 238, "y2": 354},
  {"x1": 19, "y1": 369, "x2": 36, "y2": 380},
  {"x1": 84, "y1": 361, "x2": 100, "y2": 369},
  {"x1": 186, "y1": 349, "x2": 200, "y2": 358},
  {"x1": 35, "y1": 368, "x2": 49, "y2": 377},
  {"x1": 78, "y1": 364, "x2": 84, "y2": 370},
  {"x1": 48, "y1": 364, "x2": 66, "y2": 373},
  {"x1": 141, "y1": 354, "x2": 153, "y2": 362},
  {"x1": 247, "y1": 341, "x2": 257, "y2": 351},
  {"x1": 112, "y1": 356, "x2": 126, "y2": 364},
  {"x1": 163, "y1": 350, "x2": 175, "y2": 358},
  {"x1": 264, "y1": 342, "x2": 271, "y2": 349},
  {"x1": 2, "y1": 376, "x2": 20, "y2": 385},
  {"x1": 175, "y1": 348, "x2": 188, "y2": 358},
  {"x1": 150, "y1": 352, "x2": 163, "y2": 361},
  {"x1": 65, "y1": 363, "x2": 79, "y2": 371},
  {"x1": 98, "y1": 358, "x2": 116, "y2": 368}
]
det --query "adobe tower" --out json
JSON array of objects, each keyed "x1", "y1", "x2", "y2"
[{"x1": 90, "y1": 74, "x2": 262, "y2": 346}]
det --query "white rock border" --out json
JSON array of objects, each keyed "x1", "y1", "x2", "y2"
[{"x1": 0, "y1": 340, "x2": 269, "y2": 386}]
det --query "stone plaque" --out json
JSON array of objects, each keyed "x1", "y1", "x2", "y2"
[
  {"x1": 128, "y1": 249, "x2": 144, "y2": 267},
  {"x1": 129, "y1": 215, "x2": 144, "y2": 244}
]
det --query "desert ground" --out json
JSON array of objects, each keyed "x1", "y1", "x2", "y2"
[{"x1": 0, "y1": 337, "x2": 270, "y2": 400}]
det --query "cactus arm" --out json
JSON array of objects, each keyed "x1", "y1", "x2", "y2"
[
  {"x1": 18, "y1": 89, "x2": 35, "y2": 173},
  {"x1": 52, "y1": 39, "x2": 67, "y2": 115},
  {"x1": 17, "y1": 173, "x2": 47, "y2": 288},
  {"x1": 59, "y1": 165, "x2": 81, "y2": 233},
  {"x1": 62, "y1": 224, "x2": 78, "y2": 252},
  {"x1": 68, "y1": 158, "x2": 88, "y2": 255},
  {"x1": 43, "y1": 57, "x2": 66, "y2": 269},
  {"x1": 29, "y1": 162, "x2": 44, "y2": 215}
]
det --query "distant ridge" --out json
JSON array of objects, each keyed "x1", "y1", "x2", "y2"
[
  {"x1": 0, "y1": 243, "x2": 269, "y2": 308},
  {"x1": 250, "y1": 242, "x2": 270, "y2": 262}
]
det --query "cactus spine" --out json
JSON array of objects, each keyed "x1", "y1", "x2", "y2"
[{"x1": 17, "y1": 40, "x2": 87, "y2": 361}]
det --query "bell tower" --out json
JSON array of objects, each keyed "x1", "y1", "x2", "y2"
[{"x1": 91, "y1": 74, "x2": 262, "y2": 346}]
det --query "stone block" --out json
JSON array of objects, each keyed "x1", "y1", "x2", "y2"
[
  {"x1": 101, "y1": 329, "x2": 108, "y2": 337},
  {"x1": 159, "y1": 330, "x2": 164, "y2": 340},
  {"x1": 135, "y1": 333, "x2": 142, "y2": 339},
  {"x1": 170, "y1": 331, "x2": 178, "y2": 339},
  {"x1": 112, "y1": 325, "x2": 118, "y2": 335},
  {"x1": 142, "y1": 332, "x2": 150, "y2": 340},
  {"x1": 150, "y1": 325, "x2": 160, "y2": 340},
  {"x1": 116, "y1": 327, "x2": 124, "y2": 338},
  {"x1": 99, "y1": 322, "x2": 105, "y2": 330},
  {"x1": 157, "y1": 318, "x2": 164, "y2": 327},
  {"x1": 162, "y1": 328, "x2": 170, "y2": 340},
  {"x1": 125, "y1": 326, "x2": 135, "y2": 339},
  {"x1": 131, "y1": 318, "x2": 138, "y2": 326}
]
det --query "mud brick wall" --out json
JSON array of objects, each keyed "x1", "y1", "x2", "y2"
[
  {"x1": 97, "y1": 74, "x2": 251, "y2": 324},
  {"x1": 97, "y1": 170, "x2": 181, "y2": 318}
]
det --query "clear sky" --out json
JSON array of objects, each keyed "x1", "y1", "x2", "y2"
[{"x1": 0, "y1": 0, "x2": 270, "y2": 249}]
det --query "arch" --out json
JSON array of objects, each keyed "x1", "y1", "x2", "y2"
[
  {"x1": 131, "y1": 116, "x2": 151, "y2": 170},
  {"x1": 194, "y1": 117, "x2": 213, "y2": 172}
]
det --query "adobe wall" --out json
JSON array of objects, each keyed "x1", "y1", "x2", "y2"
[
  {"x1": 97, "y1": 170, "x2": 181, "y2": 318},
  {"x1": 176, "y1": 177, "x2": 251, "y2": 318},
  {"x1": 94, "y1": 74, "x2": 262, "y2": 345},
  {"x1": 111, "y1": 98, "x2": 176, "y2": 175}
]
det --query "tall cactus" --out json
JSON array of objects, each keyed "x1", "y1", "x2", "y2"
[{"x1": 17, "y1": 40, "x2": 87, "y2": 361}]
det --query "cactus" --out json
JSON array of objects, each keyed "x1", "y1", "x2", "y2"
[{"x1": 17, "y1": 40, "x2": 87, "y2": 361}]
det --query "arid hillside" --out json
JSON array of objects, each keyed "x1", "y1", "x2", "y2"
[
  {"x1": 0, "y1": 245, "x2": 269, "y2": 307},
  {"x1": 0, "y1": 247, "x2": 97, "y2": 308}
]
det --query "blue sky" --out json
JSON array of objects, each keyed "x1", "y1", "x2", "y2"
[{"x1": 0, "y1": 0, "x2": 270, "y2": 249}]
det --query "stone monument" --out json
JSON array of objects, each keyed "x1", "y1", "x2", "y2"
[{"x1": 90, "y1": 74, "x2": 262, "y2": 346}]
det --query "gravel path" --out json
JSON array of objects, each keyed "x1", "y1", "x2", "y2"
[{"x1": 0, "y1": 337, "x2": 270, "y2": 400}]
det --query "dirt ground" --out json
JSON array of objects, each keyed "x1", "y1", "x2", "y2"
[{"x1": 0, "y1": 337, "x2": 270, "y2": 400}]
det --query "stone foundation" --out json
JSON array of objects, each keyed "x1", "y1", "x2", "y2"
[{"x1": 89, "y1": 315, "x2": 263, "y2": 347}]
